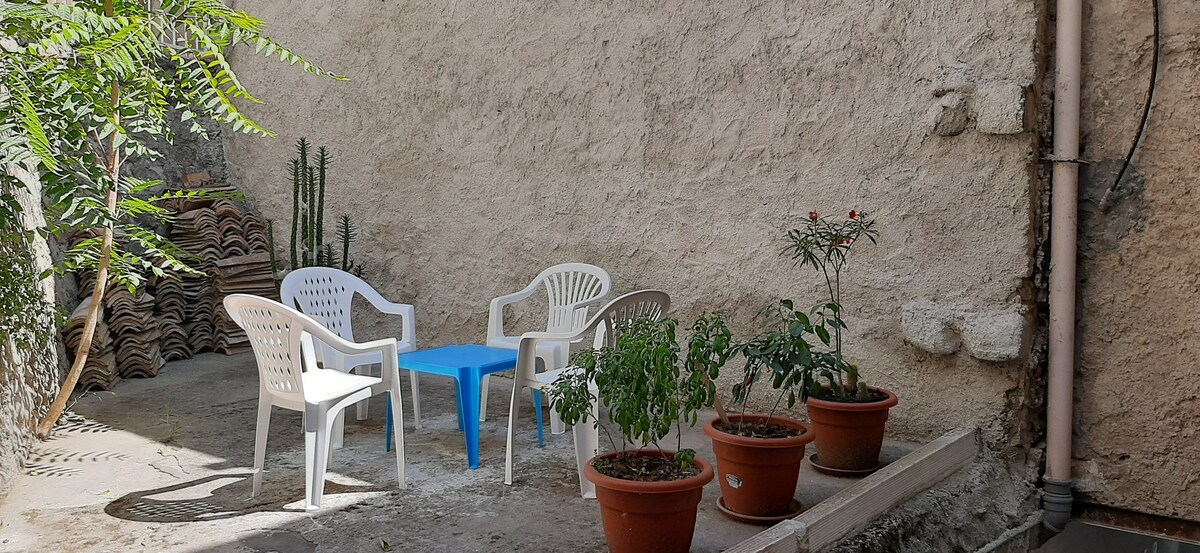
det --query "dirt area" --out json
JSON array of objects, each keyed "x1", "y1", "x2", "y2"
[{"x1": 0, "y1": 352, "x2": 912, "y2": 552}]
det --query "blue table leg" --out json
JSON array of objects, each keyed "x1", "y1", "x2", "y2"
[
  {"x1": 385, "y1": 395, "x2": 393, "y2": 452},
  {"x1": 459, "y1": 369, "x2": 482, "y2": 469},
  {"x1": 533, "y1": 390, "x2": 545, "y2": 447}
]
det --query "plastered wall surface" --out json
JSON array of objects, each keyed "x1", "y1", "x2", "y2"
[
  {"x1": 0, "y1": 164, "x2": 61, "y2": 497},
  {"x1": 225, "y1": 0, "x2": 1039, "y2": 449},
  {"x1": 1075, "y1": 0, "x2": 1200, "y2": 521}
]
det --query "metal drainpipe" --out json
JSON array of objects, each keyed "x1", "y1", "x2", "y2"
[{"x1": 1044, "y1": 0, "x2": 1083, "y2": 533}]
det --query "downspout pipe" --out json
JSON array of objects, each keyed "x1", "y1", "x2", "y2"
[{"x1": 1044, "y1": 0, "x2": 1082, "y2": 534}]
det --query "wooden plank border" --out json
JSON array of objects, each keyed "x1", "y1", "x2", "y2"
[{"x1": 725, "y1": 427, "x2": 979, "y2": 553}]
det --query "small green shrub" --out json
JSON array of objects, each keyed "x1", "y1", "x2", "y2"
[{"x1": 547, "y1": 314, "x2": 732, "y2": 476}]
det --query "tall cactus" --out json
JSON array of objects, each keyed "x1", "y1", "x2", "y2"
[
  {"x1": 291, "y1": 137, "x2": 311, "y2": 268},
  {"x1": 287, "y1": 138, "x2": 361, "y2": 272},
  {"x1": 336, "y1": 214, "x2": 359, "y2": 274},
  {"x1": 289, "y1": 157, "x2": 301, "y2": 269},
  {"x1": 316, "y1": 146, "x2": 329, "y2": 251}
]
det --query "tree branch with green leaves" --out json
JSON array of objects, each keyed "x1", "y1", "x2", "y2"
[{"x1": 0, "y1": 0, "x2": 343, "y2": 437}]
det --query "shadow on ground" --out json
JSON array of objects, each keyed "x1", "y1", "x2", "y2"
[{"x1": 0, "y1": 352, "x2": 911, "y2": 552}]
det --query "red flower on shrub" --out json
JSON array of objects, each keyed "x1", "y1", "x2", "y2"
[
  {"x1": 849, "y1": 210, "x2": 858, "y2": 220},
  {"x1": 809, "y1": 211, "x2": 819, "y2": 221}
]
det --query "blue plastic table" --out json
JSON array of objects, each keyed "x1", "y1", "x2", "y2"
[{"x1": 384, "y1": 344, "x2": 542, "y2": 469}]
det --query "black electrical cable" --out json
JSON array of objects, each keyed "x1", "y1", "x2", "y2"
[{"x1": 1099, "y1": 0, "x2": 1161, "y2": 212}]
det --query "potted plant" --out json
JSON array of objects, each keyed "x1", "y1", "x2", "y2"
[
  {"x1": 702, "y1": 301, "x2": 817, "y2": 523},
  {"x1": 784, "y1": 210, "x2": 898, "y2": 475},
  {"x1": 548, "y1": 315, "x2": 724, "y2": 553}
]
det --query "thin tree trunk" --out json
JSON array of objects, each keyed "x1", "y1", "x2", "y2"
[
  {"x1": 714, "y1": 395, "x2": 730, "y2": 426},
  {"x1": 37, "y1": 0, "x2": 118, "y2": 438}
]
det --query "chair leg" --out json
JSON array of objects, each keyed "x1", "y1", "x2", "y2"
[
  {"x1": 304, "y1": 428, "x2": 318, "y2": 511},
  {"x1": 571, "y1": 397, "x2": 600, "y2": 499},
  {"x1": 388, "y1": 383, "x2": 406, "y2": 487},
  {"x1": 478, "y1": 374, "x2": 489, "y2": 422},
  {"x1": 504, "y1": 382, "x2": 522, "y2": 486},
  {"x1": 310, "y1": 410, "x2": 337, "y2": 512},
  {"x1": 409, "y1": 369, "x2": 421, "y2": 429},
  {"x1": 332, "y1": 409, "x2": 345, "y2": 450},
  {"x1": 251, "y1": 396, "x2": 271, "y2": 497},
  {"x1": 355, "y1": 365, "x2": 371, "y2": 421},
  {"x1": 546, "y1": 351, "x2": 567, "y2": 435}
]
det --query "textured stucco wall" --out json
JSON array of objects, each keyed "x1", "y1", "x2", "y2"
[
  {"x1": 1074, "y1": 0, "x2": 1200, "y2": 521},
  {"x1": 0, "y1": 163, "x2": 62, "y2": 498},
  {"x1": 225, "y1": 0, "x2": 1040, "y2": 450}
]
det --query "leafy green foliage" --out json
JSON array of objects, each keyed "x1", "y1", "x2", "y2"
[
  {"x1": 0, "y1": 0, "x2": 342, "y2": 285},
  {"x1": 779, "y1": 210, "x2": 879, "y2": 400},
  {"x1": 734, "y1": 299, "x2": 849, "y2": 424},
  {"x1": 547, "y1": 315, "x2": 731, "y2": 470},
  {"x1": 0, "y1": 224, "x2": 58, "y2": 353},
  {"x1": 3, "y1": 0, "x2": 342, "y2": 436}
]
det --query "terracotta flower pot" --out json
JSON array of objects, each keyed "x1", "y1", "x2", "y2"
[
  {"x1": 703, "y1": 414, "x2": 814, "y2": 519},
  {"x1": 805, "y1": 387, "x2": 899, "y2": 472},
  {"x1": 583, "y1": 450, "x2": 715, "y2": 553}
]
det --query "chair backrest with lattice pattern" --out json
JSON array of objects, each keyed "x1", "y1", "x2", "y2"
[
  {"x1": 590, "y1": 290, "x2": 671, "y2": 349},
  {"x1": 533, "y1": 263, "x2": 612, "y2": 334},
  {"x1": 280, "y1": 267, "x2": 367, "y2": 342},
  {"x1": 223, "y1": 294, "x2": 315, "y2": 403}
]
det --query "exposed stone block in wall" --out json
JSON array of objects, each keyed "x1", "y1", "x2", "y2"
[
  {"x1": 901, "y1": 299, "x2": 1029, "y2": 362},
  {"x1": 974, "y1": 82, "x2": 1026, "y2": 135},
  {"x1": 900, "y1": 300, "x2": 961, "y2": 354}
]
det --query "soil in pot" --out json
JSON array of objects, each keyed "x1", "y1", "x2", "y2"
[
  {"x1": 584, "y1": 450, "x2": 714, "y2": 553},
  {"x1": 806, "y1": 387, "x2": 898, "y2": 473},
  {"x1": 703, "y1": 414, "x2": 814, "y2": 520}
]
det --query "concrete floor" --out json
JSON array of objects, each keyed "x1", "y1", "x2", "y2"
[{"x1": 0, "y1": 352, "x2": 912, "y2": 553}]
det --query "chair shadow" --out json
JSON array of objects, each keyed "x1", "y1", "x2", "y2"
[{"x1": 104, "y1": 473, "x2": 385, "y2": 523}]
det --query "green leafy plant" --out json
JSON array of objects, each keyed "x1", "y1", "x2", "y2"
[
  {"x1": 782, "y1": 210, "x2": 879, "y2": 402},
  {"x1": 0, "y1": 0, "x2": 342, "y2": 437},
  {"x1": 0, "y1": 224, "x2": 58, "y2": 357},
  {"x1": 547, "y1": 315, "x2": 730, "y2": 478},
  {"x1": 733, "y1": 299, "x2": 822, "y2": 422}
]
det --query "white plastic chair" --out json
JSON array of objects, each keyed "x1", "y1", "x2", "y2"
[
  {"x1": 281, "y1": 268, "x2": 418, "y2": 448},
  {"x1": 483, "y1": 263, "x2": 611, "y2": 436},
  {"x1": 504, "y1": 289, "x2": 671, "y2": 498},
  {"x1": 224, "y1": 293, "x2": 406, "y2": 512}
]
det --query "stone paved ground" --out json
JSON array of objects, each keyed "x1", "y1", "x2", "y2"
[{"x1": 0, "y1": 352, "x2": 910, "y2": 553}]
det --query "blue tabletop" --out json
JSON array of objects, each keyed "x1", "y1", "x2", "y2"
[{"x1": 397, "y1": 344, "x2": 518, "y2": 378}]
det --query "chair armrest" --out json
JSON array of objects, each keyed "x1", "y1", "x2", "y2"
[
  {"x1": 358, "y1": 287, "x2": 417, "y2": 348},
  {"x1": 567, "y1": 294, "x2": 609, "y2": 312},
  {"x1": 487, "y1": 283, "x2": 540, "y2": 341},
  {"x1": 519, "y1": 328, "x2": 592, "y2": 345},
  {"x1": 325, "y1": 335, "x2": 399, "y2": 359}
]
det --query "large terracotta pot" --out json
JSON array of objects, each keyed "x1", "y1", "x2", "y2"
[
  {"x1": 805, "y1": 387, "x2": 899, "y2": 472},
  {"x1": 703, "y1": 414, "x2": 814, "y2": 518},
  {"x1": 583, "y1": 450, "x2": 715, "y2": 553}
]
